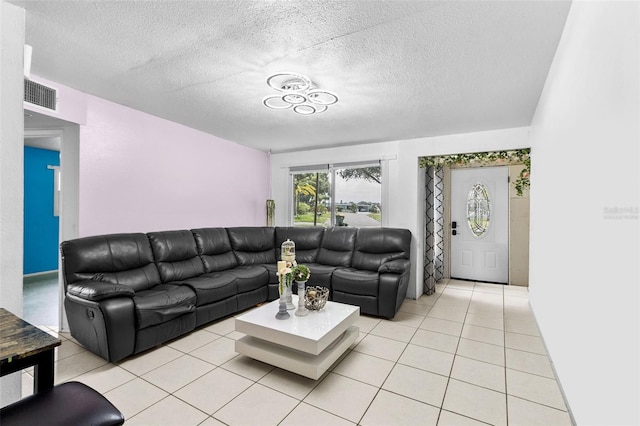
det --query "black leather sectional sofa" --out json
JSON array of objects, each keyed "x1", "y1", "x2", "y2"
[{"x1": 60, "y1": 226, "x2": 411, "y2": 362}]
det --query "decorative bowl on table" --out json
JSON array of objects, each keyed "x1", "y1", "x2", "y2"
[{"x1": 304, "y1": 286, "x2": 329, "y2": 311}]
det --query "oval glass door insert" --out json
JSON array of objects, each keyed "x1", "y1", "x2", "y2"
[{"x1": 467, "y1": 182, "x2": 491, "y2": 237}]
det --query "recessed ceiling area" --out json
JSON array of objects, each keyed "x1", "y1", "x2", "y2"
[{"x1": 11, "y1": 0, "x2": 572, "y2": 153}]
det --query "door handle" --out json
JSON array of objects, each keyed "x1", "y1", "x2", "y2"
[
  {"x1": 452, "y1": 221, "x2": 457, "y2": 229},
  {"x1": 452, "y1": 230, "x2": 457, "y2": 236}
]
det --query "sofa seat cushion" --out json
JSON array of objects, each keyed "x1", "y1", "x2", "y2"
[
  {"x1": 179, "y1": 273, "x2": 238, "y2": 306},
  {"x1": 262, "y1": 263, "x2": 278, "y2": 284},
  {"x1": 134, "y1": 284, "x2": 196, "y2": 329},
  {"x1": 332, "y1": 268, "x2": 379, "y2": 297},
  {"x1": 227, "y1": 265, "x2": 269, "y2": 293},
  {"x1": 305, "y1": 263, "x2": 340, "y2": 288}
]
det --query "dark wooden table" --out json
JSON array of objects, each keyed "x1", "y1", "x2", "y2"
[{"x1": 0, "y1": 308, "x2": 61, "y2": 393}]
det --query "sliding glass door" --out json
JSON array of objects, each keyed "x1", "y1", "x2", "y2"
[
  {"x1": 292, "y1": 170, "x2": 331, "y2": 227},
  {"x1": 291, "y1": 162, "x2": 381, "y2": 228}
]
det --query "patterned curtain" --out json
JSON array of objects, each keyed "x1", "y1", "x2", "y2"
[{"x1": 424, "y1": 165, "x2": 444, "y2": 295}]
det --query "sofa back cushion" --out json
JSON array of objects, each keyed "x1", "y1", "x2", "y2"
[
  {"x1": 226, "y1": 227, "x2": 276, "y2": 265},
  {"x1": 352, "y1": 228, "x2": 411, "y2": 271},
  {"x1": 275, "y1": 227, "x2": 324, "y2": 263},
  {"x1": 316, "y1": 227, "x2": 357, "y2": 267},
  {"x1": 60, "y1": 233, "x2": 161, "y2": 292},
  {"x1": 191, "y1": 228, "x2": 238, "y2": 272},
  {"x1": 147, "y1": 230, "x2": 205, "y2": 282}
]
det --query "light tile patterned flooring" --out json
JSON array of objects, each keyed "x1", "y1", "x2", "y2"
[{"x1": 23, "y1": 279, "x2": 573, "y2": 425}]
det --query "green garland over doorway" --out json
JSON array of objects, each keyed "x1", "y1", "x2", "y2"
[{"x1": 419, "y1": 148, "x2": 531, "y2": 196}]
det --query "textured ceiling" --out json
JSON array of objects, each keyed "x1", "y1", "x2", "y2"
[{"x1": 12, "y1": 1, "x2": 571, "y2": 153}]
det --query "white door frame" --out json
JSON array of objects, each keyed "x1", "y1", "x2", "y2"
[{"x1": 24, "y1": 126, "x2": 80, "y2": 331}]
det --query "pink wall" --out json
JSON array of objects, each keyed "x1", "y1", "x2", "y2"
[
  {"x1": 79, "y1": 96, "x2": 270, "y2": 235},
  {"x1": 27, "y1": 75, "x2": 270, "y2": 236}
]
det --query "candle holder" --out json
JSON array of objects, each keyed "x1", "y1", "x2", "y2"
[
  {"x1": 294, "y1": 281, "x2": 309, "y2": 317},
  {"x1": 276, "y1": 260, "x2": 294, "y2": 318},
  {"x1": 275, "y1": 290, "x2": 290, "y2": 320},
  {"x1": 285, "y1": 285, "x2": 295, "y2": 310}
]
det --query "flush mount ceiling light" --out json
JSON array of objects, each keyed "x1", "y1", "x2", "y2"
[{"x1": 263, "y1": 72, "x2": 338, "y2": 115}]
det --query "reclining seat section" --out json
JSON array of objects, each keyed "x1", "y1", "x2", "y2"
[
  {"x1": 148, "y1": 229, "x2": 235, "y2": 329},
  {"x1": 332, "y1": 228, "x2": 412, "y2": 318},
  {"x1": 311, "y1": 227, "x2": 358, "y2": 290},
  {"x1": 189, "y1": 228, "x2": 242, "y2": 326},
  {"x1": 60, "y1": 233, "x2": 196, "y2": 362},
  {"x1": 225, "y1": 227, "x2": 272, "y2": 308}
]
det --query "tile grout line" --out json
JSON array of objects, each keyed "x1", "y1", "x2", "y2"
[
  {"x1": 503, "y1": 282, "x2": 510, "y2": 425},
  {"x1": 524, "y1": 302, "x2": 578, "y2": 425},
  {"x1": 437, "y1": 279, "x2": 473, "y2": 424},
  {"x1": 352, "y1": 300, "x2": 434, "y2": 425}
]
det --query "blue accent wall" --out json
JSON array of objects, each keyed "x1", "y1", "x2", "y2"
[{"x1": 24, "y1": 146, "x2": 60, "y2": 274}]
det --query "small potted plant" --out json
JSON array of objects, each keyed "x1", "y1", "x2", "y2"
[{"x1": 291, "y1": 264, "x2": 310, "y2": 283}]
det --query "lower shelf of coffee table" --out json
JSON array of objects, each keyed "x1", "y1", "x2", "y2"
[{"x1": 235, "y1": 325, "x2": 358, "y2": 380}]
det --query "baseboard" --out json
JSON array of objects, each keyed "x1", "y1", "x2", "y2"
[
  {"x1": 23, "y1": 270, "x2": 58, "y2": 279},
  {"x1": 23, "y1": 270, "x2": 58, "y2": 285},
  {"x1": 529, "y1": 302, "x2": 578, "y2": 426}
]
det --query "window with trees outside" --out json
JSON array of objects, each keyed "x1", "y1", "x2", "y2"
[{"x1": 291, "y1": 162, "x2": 381, "y2": 228}]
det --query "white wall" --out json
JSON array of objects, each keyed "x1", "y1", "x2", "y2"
[
  {"x1": 529, "y1": 1, "x2": 639, "y2": 424},
  {"x1": 0, "y1": 0, "x2": 25, "y2": 407},
  {"x1": 59, "y1": 125, "x2": 80, "y2": 331},
  {"x1": 271, "y1": 126, "x2": 530, "y2": 299}
]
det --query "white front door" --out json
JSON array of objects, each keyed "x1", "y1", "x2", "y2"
[{"x1": 450, "y1": 167, "x2": 509, "y2": 283}]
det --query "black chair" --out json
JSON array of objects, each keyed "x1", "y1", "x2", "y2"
[{"x1": 0, "y1": 381, "x2": 124, "y2": 426}]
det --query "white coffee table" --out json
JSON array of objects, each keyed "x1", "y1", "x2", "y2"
[{"x1": 235, "y1": 295, "x2": 359, "y2": 379}]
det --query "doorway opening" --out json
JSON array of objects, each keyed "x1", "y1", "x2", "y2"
[
  {"x1": 23, "y1": 110, "x2": 80, "y2": 332},
  {"x1": 421, "y1": 149, "x2": 531, "y2": 294},
  {"x1": 23, "y1": 133, "x2": 61, "y2": 328}
]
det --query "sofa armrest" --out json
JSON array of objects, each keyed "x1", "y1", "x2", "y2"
[
  {"x1": 67, "y1": 280, "x2": 134, "y2": 301},
  {"x1": 378, "y1": 259, "x2": 410, "y2": 274}
]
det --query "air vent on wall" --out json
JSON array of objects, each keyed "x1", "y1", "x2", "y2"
[{"x1": 24, "y1": 79, "x2": 57, "y2": 111}]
